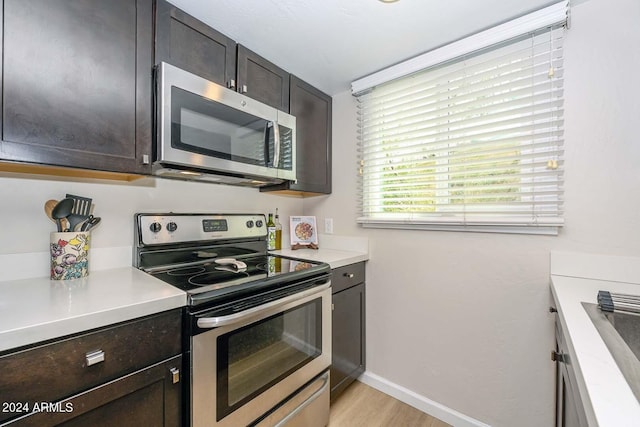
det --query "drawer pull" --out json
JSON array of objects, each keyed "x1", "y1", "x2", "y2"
[
  {"x1": 86, "y1": 350, "x2": 105, "y2": 366},
  {"x1": 170, "y1": 367, "x2": 180, "y2": 384},
  {"x1": 344, "y1": 273, "x2": 354, "y2": 278}
]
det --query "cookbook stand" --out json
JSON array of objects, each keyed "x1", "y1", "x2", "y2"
[{"x1": 291, "y1": 243, "x2": 319, "y2": 250}]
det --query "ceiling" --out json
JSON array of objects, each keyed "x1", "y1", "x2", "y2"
[{"x1": 166, "y1": 0, "x2": 558, "y2": 96}]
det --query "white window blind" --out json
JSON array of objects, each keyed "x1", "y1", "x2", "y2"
[{"x1": 356, "y1": 26, "x2": 565, "y2": 235}]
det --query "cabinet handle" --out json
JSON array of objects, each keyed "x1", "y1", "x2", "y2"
[
  {"x1": 142, "y1": 154, "x2": 150, "y2": 165},
  {"x1": 241, "y1": 84, "x2": 248, "y2": 93},
  {"x1": 86, "y1": 350, "x2": 105, "y2": 366},
  {"x1": 227, "y1": 79, "x2": 236, "y2": 90},
  {"x1": 551, "y1": 351, "x2": 566, "y2": 363},
  {"x1": 344, "y1": 273, "x2": 354, "y2": 278},
  {"x1": 170, "y1": 367, "x2": 180, "y2": 384},
  {"x1": 549, "y1": 307, "x2": 558, "y2": 313}
]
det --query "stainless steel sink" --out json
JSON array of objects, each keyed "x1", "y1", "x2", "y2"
[{"x1": 583, "y1": 302, "x2": 640, "y2": 401}]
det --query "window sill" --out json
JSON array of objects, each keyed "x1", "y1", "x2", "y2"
[{"x1": 357, "y1": 218, "x2": 563, "y2": 236}]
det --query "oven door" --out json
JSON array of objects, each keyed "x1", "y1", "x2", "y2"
[
  {"x1": 191, "y1": 283, "x2": 331, "y2": 427},
  {"x1": 156, "y1": 62, "x2": 296, "y2": 182}
]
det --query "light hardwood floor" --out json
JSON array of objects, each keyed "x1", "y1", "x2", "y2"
[{"x1": 329, "y1": 381, "x2": 452, "y2": 427}]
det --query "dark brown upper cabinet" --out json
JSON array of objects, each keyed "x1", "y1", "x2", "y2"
[
  {"x1": 155, "y1": 0, "x2": 236, "y2": 88},
  {"x1": 155, "y1": 0, "x2": 289, "y2": 111},
  {"x1": 0, "y1": 0, "x2": 153, "y2": 175},
  {"x1": 236, "y1": 45, "x2": 290, "y2": 111},
  {"x1": 262, "y1": 76, "x2": 332, "y2": 195}
]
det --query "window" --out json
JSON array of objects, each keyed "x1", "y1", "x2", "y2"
[{"x1": 354, "y1": 11, "x2": 566, "y2": 235}]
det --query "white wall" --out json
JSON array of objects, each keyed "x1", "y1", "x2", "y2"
[
  {"x1": 304, "y1": 0, "x2": 640, "y2": 425},
  {"x1": 1, "y1": 0, "x2": 638, "y2": 424},
  {"x1": 0, "y1": 174, "x2": 302, "y2": 265}
]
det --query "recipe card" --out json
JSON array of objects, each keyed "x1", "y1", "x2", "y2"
[{"x1": 290, "y1": 216, "x2": 318, "y2": 246}]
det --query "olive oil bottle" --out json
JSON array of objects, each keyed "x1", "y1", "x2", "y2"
[
  {"x1": 274, "y1": 208, "x2": 282, "y2": 250},
  {"x1": 267, "y1": 213, "x2": 276, "y2": 250}
]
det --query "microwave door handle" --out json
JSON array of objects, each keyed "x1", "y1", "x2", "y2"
[
  {"x1": 273, "y1": 121, "x2": 281, "y2": 168},
  {"x1": 264, "y1": 122, "x2": 271, "y2": 166}
]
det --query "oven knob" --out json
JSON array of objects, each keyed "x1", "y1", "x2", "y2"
[
  {"x1": 255, "y1": 220, "x2": 263, "y2": 228},
  {"x1": 149, "y1": 222, "x2": 162, "y2": 233},
  {"x1": 246, "y1": 220, "x2": 254, "y2": 228},
  {"x1": 167, "y1": 222, "x2": 178, "y2": 232}
]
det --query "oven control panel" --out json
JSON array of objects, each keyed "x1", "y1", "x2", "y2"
[{"x1": 136, "y1": 213, "x2": 267, "y2": 245}]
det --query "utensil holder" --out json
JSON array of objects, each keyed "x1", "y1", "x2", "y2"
[{"x1": 50, "y1": 232, "x2": 90, "y2": 280}]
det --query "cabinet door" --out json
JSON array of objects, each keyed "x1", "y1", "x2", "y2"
[
  {"x1": 155, "y1": 0, "x2": 236, "y2": 87},
  {"x1": 236, "y1": 45, "x2": 290, "y2": 111},
  {"x1": 330, "y1": 282, "x2": 365, "y2": 400},
  {"x1": 290, "y1": 76, "x2": 332, "y2": 194},
  {"x1": 4, "y1": 356, "x2": 182, "y2": 427},
  {"x1": 555, "y1": 324, "x2": 588, "y2": 427},
  {"x1": 556, "y1": 357, "x2": 585, "y2": 427},
  {"x1": 0, "y1": 0, "x2": 153, "y2": 174}
]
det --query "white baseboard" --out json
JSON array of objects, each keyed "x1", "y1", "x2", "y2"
[{"x1": 358, "y1": 371, "x2": 491, "y2": 427}]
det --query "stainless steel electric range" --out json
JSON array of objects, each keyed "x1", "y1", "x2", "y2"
[{"x1": 133, "y1": 213, "x2": 331, "y2": 427}]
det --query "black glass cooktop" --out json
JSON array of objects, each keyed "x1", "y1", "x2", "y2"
[
  {"x1": 149, "y1": 253, "x2": 327, "y2": 302},
  {"x1": 140, "y1": 246, "x2": 259, "y2": 269}
]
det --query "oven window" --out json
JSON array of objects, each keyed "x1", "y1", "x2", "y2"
[{"x1": 216, "y1": 299, "x2": 322, "y2": 420}]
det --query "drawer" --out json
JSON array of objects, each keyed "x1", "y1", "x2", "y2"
[
  {"x1": 332, "y1": 262, "x2": 365, "y2": 293},
  {"x1": 1, "y1": 355, "x2": 183, "y2": 427},
  {"x1": 0, "y1": 309, "x2": 182, "y2": 423}
]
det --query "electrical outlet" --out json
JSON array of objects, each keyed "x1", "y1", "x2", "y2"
[{"x1": 324, "y1": 218, "x2": 334, "y2": 234}]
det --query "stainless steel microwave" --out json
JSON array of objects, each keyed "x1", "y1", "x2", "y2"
[{"x1": 154, "y1": 62, "x2": 296, "y2": 186}]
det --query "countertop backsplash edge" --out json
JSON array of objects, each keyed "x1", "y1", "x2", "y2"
[{"x1": 0, "y1": 246, "x2": 133, "y2": 282}]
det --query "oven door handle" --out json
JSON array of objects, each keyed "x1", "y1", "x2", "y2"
[{"x1": 196, "y1": 282, "x2": 330, "y2": 329}]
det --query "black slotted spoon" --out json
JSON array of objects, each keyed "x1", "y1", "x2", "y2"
[{"x1": 66, "y1": 194, "x2": 92, "y2": 231}]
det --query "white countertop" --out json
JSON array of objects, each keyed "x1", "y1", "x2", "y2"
[
  {"x1": 271, "y1": 248, "x2": 368, "y2": 269},
  {"x1": 0, "y1": 235, "x2": 367, "y2": 353},
  {"x1": 551, "y1": 270, "x2": 640, "y2": 426},
  {"x1": 0, "y1": 267, "x2": 186, "y2": 352},
  {"x1": 271, "y1": 234, "x2": 369, "y2": 269}
]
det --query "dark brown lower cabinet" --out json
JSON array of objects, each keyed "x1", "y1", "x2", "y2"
[
  {"x1": 0, "y1": 309, "x2": 183, "y2": 426},
  {"x1": 330, "y1": 263, "x2": 366, "y2": 401},
  {"x1": 3, "y1": 356, "x2": 182, "y2": 427}
]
